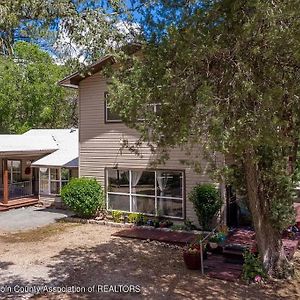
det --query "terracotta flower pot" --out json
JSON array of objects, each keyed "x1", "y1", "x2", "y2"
[{"x1": 183, "y1": 251, "x2": 202, "y2": 270}]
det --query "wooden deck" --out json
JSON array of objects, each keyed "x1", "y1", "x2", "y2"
[{"x1": 0, "y1": 197, "x2": 39, "y2": 211}]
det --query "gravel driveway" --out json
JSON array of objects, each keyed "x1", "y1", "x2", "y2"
[
  {"x1": 0, "y1": 206, "x2": 73, "y2": 232},
  {"x1": 0, "y1": 223, "x2": 299, "y2": 300}
]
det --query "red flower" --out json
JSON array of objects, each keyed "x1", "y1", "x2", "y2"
[{"x1": 250, "y1": 244, "x2": 258, "y2": 254}]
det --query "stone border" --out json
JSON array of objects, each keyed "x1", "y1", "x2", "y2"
[{"x1": 59, "y1": 216, "x2": 211, "y2": 235}]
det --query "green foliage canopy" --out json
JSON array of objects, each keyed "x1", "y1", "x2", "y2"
[
  {"x1": 109, "y1": 1, "x2": 300, "y2": 229},
  {"x1": 0, "y1": 41, "x2": 77, "y2": 133},
  {"x1": 107, "y1": 0, "x2": 300, "y2": 274}
]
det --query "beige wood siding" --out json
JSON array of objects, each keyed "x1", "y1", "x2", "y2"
[{"x1": 79, "y1": 72, "x2": 225, "y2": 224}]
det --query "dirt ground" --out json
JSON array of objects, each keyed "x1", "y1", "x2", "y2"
[{"x1": 0, "y1": 223, "x2": 299, "y2": 300}]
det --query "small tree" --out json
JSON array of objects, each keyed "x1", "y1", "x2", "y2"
[
  {"x1": 189, "y1": 184, "x2": 222, "y2": 231},
  {"x1": 61, "y1": 177, "x2": 104, "y2": 218}
]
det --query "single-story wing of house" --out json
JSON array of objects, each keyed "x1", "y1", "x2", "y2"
[{"x1": 0, "y1": 128, "x2": 78, "y2": 210}]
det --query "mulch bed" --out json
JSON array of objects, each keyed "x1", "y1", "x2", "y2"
[
  {"x1": 205, "y1": 254, "x2": 242, "y2": 282},
  {"x1": 225, "y1": 228, "x2": 256, "y2": 247}
]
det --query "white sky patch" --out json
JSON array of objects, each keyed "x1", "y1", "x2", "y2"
[
  {"x1": 53, "y1": 22, "x2": 87, "y2": 65},
  {"x1": 52, "y1": 19, "x2": 140, "y2": 65}
]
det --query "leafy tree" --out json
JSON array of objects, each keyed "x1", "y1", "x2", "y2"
[
  {"x1": 0, "y1": 41, "x2": 77, "y2": 133},
  {"x1": 108, "y1": 1, "x2": 300, "y2": 277},
  {"x1": 0, "y1": 0, "x2": 140, "y2": 63}
]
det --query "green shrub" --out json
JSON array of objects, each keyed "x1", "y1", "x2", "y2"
[
  {"x1": 184, "y1": 219, "x2": 197, "y2": 230},
  {"x1": 127, "y1": 213, "x2": 145, "y2": 225},
  {"x1": 127, "y1": 213, "x2": 139, "y2": 223},
  {"x1": 189, "y1": 183, "x2": 222, "y2": 230},
  {"x1": 111, "y1": 210, "x2": 122, "y2": 223},
  {"x1": 242, "y1": 250, "x2": 266, "y2": 283},
  {"x1": 171, "y1": 224, "x2": 187, "y2": 231},
  {"x1": 61, "y1": 177, "x2": 104, "y2": 218}
]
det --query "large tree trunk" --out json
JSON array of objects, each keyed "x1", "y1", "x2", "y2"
[{"x1": 243, "y1": 150, "x2": 290, "y2": 277}]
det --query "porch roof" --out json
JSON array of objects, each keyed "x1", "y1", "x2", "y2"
[
  {"x1": 0, "y1": 135, "x2": 58, "y2": 157},
  {"x1": 26, "y1": 129, "x2": 78, "y2": 168}
]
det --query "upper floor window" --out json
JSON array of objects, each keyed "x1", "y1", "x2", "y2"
[
  {"x1": 148, "y1": 103, "x2": 161, "y2": 114},
  {"x1": 104, "y1": 92, "x2": 162, "y2": 123},
  {"x1": 104, "y1": 92, "x2": 122, "y2": 123}
]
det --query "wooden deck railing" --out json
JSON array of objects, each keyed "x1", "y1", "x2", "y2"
[{"x1": 9, "y1": 181, "x2": 33, "y2": 199}]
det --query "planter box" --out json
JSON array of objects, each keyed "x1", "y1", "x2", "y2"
[{"x1": 183, "y1": 251, "x2": 205, "y2": 270}]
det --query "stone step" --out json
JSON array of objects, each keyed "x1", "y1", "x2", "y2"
[{"x1": 222, "y1": 244, "x2": 247, "y2": 264}]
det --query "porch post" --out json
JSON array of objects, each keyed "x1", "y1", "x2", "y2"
[{"x1": 3, "y1": 159, "x2": 9, "y2": 204}]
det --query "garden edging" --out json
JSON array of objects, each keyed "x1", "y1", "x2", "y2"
[{"x1": 60, "y1": 216, "x2": 211, "y2": 235}]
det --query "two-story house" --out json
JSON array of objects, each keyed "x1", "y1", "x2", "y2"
[{"x1": 59, "y1": 56, "x2": 226, "y2": 224}]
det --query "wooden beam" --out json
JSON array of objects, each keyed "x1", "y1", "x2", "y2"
[{"x1": 3, "y1": 159, "x2": 9, "y2": 204}]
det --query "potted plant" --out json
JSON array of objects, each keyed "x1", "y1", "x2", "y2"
[
  {"x1": 153, "y1": 220, "x2": 160, "y2": 228},
  {"x1": 159, "y1": 220, "x2": 174, "y2": 228},
  {"x1": 207, "y1": 233, "x2": 223, "y2": 254},
  {"x1": 183, "y1": 242, "x2": 207, "y2": 270},
  {"x1": 146, "y1": 219, "x2": 154, "y2": 226}
]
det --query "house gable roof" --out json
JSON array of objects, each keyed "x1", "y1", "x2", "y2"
[
  {"x1": 58, "y1": 55, "x2": 114, "y2": 88},
  {"x1": 25, "y1": 129, "x2": 79, "y2": 168},
  {"x1": 58, "y1": 43, "x2": 142, "y2": 88}
]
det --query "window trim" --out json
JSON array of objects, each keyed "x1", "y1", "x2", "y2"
[
  {"x1": 104, "y1": 92, "x2": 123, "y2": 123},
  {"x1": 39, "y1": 167, "x2": 72, "y2": 196},
  {"x1": 50, "y1": 168, "x2": 61, "y2": 195},
  {"x1": 105, "y1": 168, "x2": 185, "y2": 219},
  {"x1": 7, "y1": 160, "x2": 22, "y2": 183},
  {"x1": 104, "y1": 92, "x2": 162, "y2": 123}
]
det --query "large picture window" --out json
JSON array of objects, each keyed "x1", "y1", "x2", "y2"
[{"x1": 106, "y1": 169, "x2": 184, "y2": 218}]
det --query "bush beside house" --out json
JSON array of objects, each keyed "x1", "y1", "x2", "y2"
[
  {"x1": 189, "y1": 183, "x2": 222, "y2": 230},
  {"x1": 61, "y1": 177, "x2": 104, "y2": 218}
]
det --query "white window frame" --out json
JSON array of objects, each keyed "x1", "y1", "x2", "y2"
[
  {"x1": 105, "y1": 92, "x2": 162, "y2": 123},
  {"x1": 104, "y1": 92, "x2": 122, "y2": 123},
  {"x1": 148, "y1": 103, "x2": 161, "y2": 114},
  {"x1": 61, "y1": 168, "x2": 70, "y2": 189},
  {"x1": 7, "y1": 160, "x2": 22, "y2": 183},
  {"x1": 39, "y1": 167, "x2": 71, "y2": 196},
  {"x1": 106, "y1": 169, "x2": 184, "y2": 219},
  {"x1": 50, "y1": 168, "x2": 61, "y2": 195}
]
